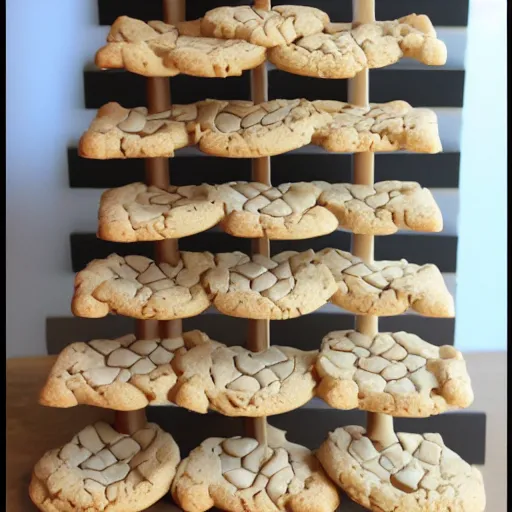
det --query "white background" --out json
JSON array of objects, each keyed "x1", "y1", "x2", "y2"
[{"x1": 6, "y1": 0, "x2": 507, "y2": 357}]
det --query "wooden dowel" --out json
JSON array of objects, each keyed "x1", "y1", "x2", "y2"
[
  {"x1": 246, "y1": 0, "x2": 271, "y2": 447},
  {"x1": 116, "y1": 0, "x2": 185, "y2": 435},
  {"x1": 349, "y1": 0, "x2": 394, "y2": 441}
]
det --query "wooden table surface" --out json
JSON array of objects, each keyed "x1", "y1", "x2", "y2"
[{"x1": 7, "y1": 353, "x2": 506, "y2": 511}]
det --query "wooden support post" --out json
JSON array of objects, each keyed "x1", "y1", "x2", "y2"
[
  {"x1": 115, "y1": 0, "x2": 185, "y2": 435},
  {"x1": 349, "y1": 0, "x2": 394, "y2": 441},
  {"x1": 246, "y1": 0, "x2": 271, "y2": 447}
]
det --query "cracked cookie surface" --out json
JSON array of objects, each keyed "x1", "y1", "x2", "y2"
[
  {"x1": 172, "y1": 426, "x2": 340, "y2": 512},
  {"x1": 172, "y1": 331, "x2": 317, "y2": 416},
  {"x1": 29, "y1": 422, "x2": 180, "y2": 512},
  {"x1": 39, "y1": 333, "x2": 190, "y2": 410},
  {"x1": 79, "y1": 99, "x2": 442, "y2": 159},
  {"x1": 72, "y1": 249, "x2": 452, "y2": 320},
  {"x1": 96, "y1": 16, "x2": 266, "y2": 77},
  {"x1": 314, "y1": 248, "x2": 454, "y2": 317},
  {"x1": 268, "y1": 15, "x2": 447, "y2": 78},
  {"x1": 316, "y1": 330, "x2": 473, "y2": 416},
  {"x1": 99, "y1": 180, "x2": 441, "y2": 241},
  {"x1": 39, "y1": 330, "x2": 317, "y2": 417},
  {"x1": 317, "y1": 426, "x2": 485, "y2": 512}
]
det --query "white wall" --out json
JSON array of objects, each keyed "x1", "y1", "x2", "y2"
[
  {"x1": 456, "y1": 0, "x2": 507, "y2": 351},
  {"x1": 6, "y1": 0, "x2": 507, "y2": 357}
]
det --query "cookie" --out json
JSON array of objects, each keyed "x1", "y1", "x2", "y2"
[
  {"x1": 317, "y1": 180, "x2": 443, "y2": 235},
  {"x1": 312, "y1": 100, "x2": 442, "y2": 153},
  {"x1": 98, "y1": 182, "x2": 224, "y2": 242},
  {"x1": 95, "y1": 16, "x2": 266, "y2": 77},
  {"x1": 79, "y1": 100, "x2": 441, "y2": 159},
  {"x1": 201, "y1": 5, "x2": 329, "y2": 47},
  {"x1": 78, "y1": 102, "x2": 194, "y2": 159},
  {"x1": 317, "y1": 426, "x2": 485, "y2": 512},
  {"x1": 316, "y1": 330, "x2": 473, "y2": 416},
  {"x1": 29, "y1": 422, "x2": 180, "y2": 512},
  {"x1": 314, "y1": 248, "x2": 454, "y2": 317},
  {"x1": 172, "y1": 425, "x2": 340, "y2": 512},
  {"x1": 268, "y1": 15, "x2": 447, "y2": 79},
  {"x1": 172, "y1": 332, "x2": 317, "y2": 416},
  {"x1": 202, "y1": 249, "x2": 337, "y2": 320},
  {"x1": 39, "y1": 333, "x2": 190, "y2": 410},
  {"x1": 71, "y1": 253, "x2": 215, "y2": 320},
  {"x1": 194, "y1": 99, "x2": 330, "y2": 158}
]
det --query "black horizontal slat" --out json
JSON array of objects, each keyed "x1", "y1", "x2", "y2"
[
  {"x1": 271, "y1": 69, "x2": 465, "y2": 107},
  {"x1": 69, "y1": 231, "x2": 457, "y2": 273},
  {"x1": 97, "y1": 0, "x2": 469, "y2": 27},
  {"x1": 68, "y1": 150, "x2": 460, "y2": 189},
  {"x1": 147, "y1": 408, "x2": 485, "y2": 463},
  {"x1": 84, "y1": 68, "x2": 464, "y2": 109},
  {"x1": 46, "y1": 314, "x2": 456, "y2": 354}
]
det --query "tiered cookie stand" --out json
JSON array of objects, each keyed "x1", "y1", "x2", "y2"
[{"x1": 30, "y1": 1, "x2": 486, "y2": 511}]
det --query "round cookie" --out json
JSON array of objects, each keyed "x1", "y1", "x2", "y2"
[
  {"x1": 317, "y1": 426, "x2": 485, "y2": 512},
  {"x1": 202, "y1": 249, "x2": 337, "y2": 320},
  {"x1": 98, "y1": 183, "x2": 225, "y2": 242},
  {"x1": 316, "y1": 330, "x2": 473, "y2": 416},
  {"x1": 172, "y1": 426, "x2": 340, "y2": 512},
  {"x1": 30, "y1": 422, "x2": 180, "y2": 512},
  {"x1": 200, "y1": 5, "x2": 329, "y2": 47},
  {"x1": 173, "y1": 336, "x2": 317, "y2": 416}
]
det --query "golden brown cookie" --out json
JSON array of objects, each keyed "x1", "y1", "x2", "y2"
[
  {"x1": 172, "y1": 426, "x2": 340, "y2": 512},
  {"x1": 202, "y1": 250, "x2": 337, "y2": 320},
  {"x1": 79, "y1": 100, "x2": 442, "y2": 159},
  {"x1": 172, "y1": 332, "x2": 317, "y2": 416},
  {"x1": 78, "y1": 102, "x2": 194, "y2": 159},
  {"x1": 317, "y1": 180, "x2": 443, "y2": 235},
  {"x1": 314, "y1": 248, "x2": 454, "y2": 317},
  {"x1": 312, "y1": 100, "x2": 442, "y2": 153},
  {"x1": 72, "y1": 253, "x2": 215, "y2": 320},
  {"x1": 98, "y1": 183, "x2": 224, "y2": 242},
  {"x1": 316, "y1": 330, "x2": 473, "y2": 416},
  {"x1": 317, "y1": 426, "x2": 485, "y2": 512},
  {"x1": 29, "y1": 422, "x2": 180, "y2": 512},
  {"x1": 39, "y1": 333, "x2": 189, "y2": 410},
  {"x1": 200, "y1": 5, "x2": 329, "y2": 47},
  {"x1": 96, "y1": 16, "x2": 266, "y2": 77},
  {"x1": 268, "y1": 15, "x2": 447, "y2": 78}
]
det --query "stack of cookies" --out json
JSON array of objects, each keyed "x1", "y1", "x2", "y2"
[{"x1": 30, "y1": 2, "x2": 486, "y2": 512}]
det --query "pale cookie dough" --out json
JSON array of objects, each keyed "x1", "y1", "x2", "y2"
[
  {"x1": 211, "y1": 181, "x2": 338, "y2": 239},
  {"x1": 78, "y1": 102, "x2": 194, "y2": 159},
  {"x1": 39, "y1": 333, "x2": 191, "y2": 410},
  {"x1": 72, "y1": 253, "x2": 215, "y2": 320},
  {"x1": 315, "y1": 330, "x2": 473, "y2": 416},
  {"x1": 268, "y1": 15, "x2": 447, "y2": 78},
  {"x1": 79, "y1": 99, "x2": 441, "y2": 159},
  {"x1": 98, "y1": 182, "x2": 225, "y2": 242},
  {"x1": 29, "y1": 422, "x2": 180, "y2": 512},
  {"x1": 95, "y1": 16, "x2": 266, "y2": 77},
  {"x1": 172, "y1": 426, "x2": 340, "y2": 512},
  {"x1": 312, "y1": 100, "x2": 442, "y2": 154},
  {"x1": 172, "y1": 331, "x2": 317, "y2": 416},
  {"x1": 200, "y1": 5, "x2": 329, "y2": 47},
  {"x1": 194, "y1": 99, "x2": 331, "y2": 158},
  {"x1": 317, "y1": 426, "x2": 485, "y2": 512},
  {"x1": 202, "y1": 249, "x2": 337, "y2": 320},
  {"x1": 317, "y1": 180, "x2": 443, "y2": 235},
  {"x1": 314, "y1": 248, "x2": 454, "y2": 317},
  {"x1": 99, "y1": 180, "x2": 442, "y2": 241}
]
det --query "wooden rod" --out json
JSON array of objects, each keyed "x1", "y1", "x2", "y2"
[
  {"x1": 116, "y1": 0, "x2": 185, "y2": 435},
  {"x1": 349, "y1": 0, "x2": 394, "y2": 441},
  {"x1": 246, "y1": 0, "x2": 271, "y2": 447}
]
